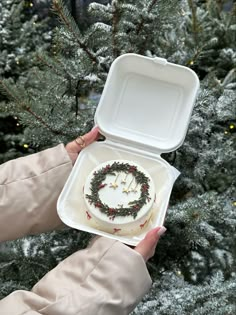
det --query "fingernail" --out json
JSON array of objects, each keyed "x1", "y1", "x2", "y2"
[{"x1": 157, "y1": 226, "x2": 167, "y2": 237}]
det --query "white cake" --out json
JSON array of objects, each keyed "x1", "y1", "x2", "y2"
[{"x1": 83, "y1": 160, "x2": 155, "y2": 236}]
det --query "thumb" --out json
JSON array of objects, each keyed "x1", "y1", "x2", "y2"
[
  {"x1": 134, "y1": 226, "x2": 166, "y2": 262},
  {"x1": 65, "y1": 127, "x2": 101, "y2": 164},
  {"x1": 82, "y1": 126, "x2": 101, "y2": 146},
  {"x1": 68, "y1": 126, "x2": 100, "y2": 153}
]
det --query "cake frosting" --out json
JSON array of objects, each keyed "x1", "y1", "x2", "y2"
[{"x1": 83, "y1": 160, "x2": 155, "y2": 236}]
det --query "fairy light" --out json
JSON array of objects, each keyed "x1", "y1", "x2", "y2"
[
  {"x1": 233, "y1": 201, "x2": 236, "y2": 207},
  {"x1": 224, "y1": 131, "x2": 228, "y2": 135},
  {"x1": 190, "y1": 61, "x2": 194, "y2": 65},
  {"x1": 229, "y1": 124, "x2": 235, "y2": 130},
  {"x1": 23, "y1": 144, "x2": 29, "y2": 148}
]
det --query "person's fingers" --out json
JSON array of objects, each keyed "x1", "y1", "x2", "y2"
[
  {"x1": 65, "y1": 126, "x2": 101, "y2": 164},
  {"x1": 134, "y1": 226, "x2": 166, "y2": 262},
  {"x1": 82, "y1": 126, "x2": 100, "y2": 146},
  {"x1": 67, "y1": 127, "x2": 100, "y2": 152}
]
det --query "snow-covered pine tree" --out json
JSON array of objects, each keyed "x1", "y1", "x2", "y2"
[
  {"x1": 0, "y1": 0, "x2": 52, "y2": 79},
  {"x1": 0, "y1": 0, "x2": 235, "y2": 313},
  {"x1": 0, "y1": 0, "x2": 53, "y2": 163}
]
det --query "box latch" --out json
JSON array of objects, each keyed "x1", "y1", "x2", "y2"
[{"x1": 153, "y1": 57, "x2": 167, "y2": 66}]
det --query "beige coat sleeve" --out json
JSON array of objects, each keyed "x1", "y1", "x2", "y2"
[
  {"x1": 0, "y1": 236, "x2": 152, "y2": 315},
  {"x1": 0, "y1": 144, "x2": 152, "y2": 314},
  {"x1": 0, "y1": 144, "x2": 72, "y2": 242}
]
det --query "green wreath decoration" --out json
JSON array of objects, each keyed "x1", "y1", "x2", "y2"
[{"x1": 85, "y1": 161, "x2": 151, "y2": 219}]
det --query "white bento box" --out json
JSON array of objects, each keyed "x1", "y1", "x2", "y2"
[{"x1": 57, "y1": 53, "x2": 200, "y2": 246}]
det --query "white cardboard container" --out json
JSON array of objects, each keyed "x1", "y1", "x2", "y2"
[{"x1": 57, "y1": 53, "x2": 200, "y2": 246}]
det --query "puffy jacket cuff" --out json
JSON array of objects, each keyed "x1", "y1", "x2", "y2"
[
  {"x1": 33, "y1": 237, "x2": 152, "y2": 315},
  {"x1": 0, "y1": 237, "x2": 152, "y2": 315},
  {"x1": 0, "y1": 144, "x2": 72, "y2": 242}
]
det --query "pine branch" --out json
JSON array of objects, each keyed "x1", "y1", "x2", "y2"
[
  {"x1": 54, "y1": 56, "x2": 74, "y2": 80},
  {"x1": 187, "y1": 0, "x2": 198, "y2": 42},
  {"x1": 52, "y1": 0, "x2": 98, "y2": 65},
  {"x1": 112, "y1": 1, "x2": 121, "y2": 58},
  {"x1": 0, "y1": 80, "x2": 28, "y2": 111},
  {"x1": 32, "y1": 68, "x2": 42, "y2": 82},
  {"x1": 135, "y1": 0, "x2": 158, "y2": 35},
  {"x1": 222, "y1": 69, "x2": 236, "y2": 87},
  {"x1": 186, "y1": 45, "x2": 206, "y2": 66},
  {"x1": 37, "y1": 53, "x2": 75, "y2": 97},
  {"x1": 26, "y1": 107, "x2": 69, "y2": 136},
  {"x1": 36, "y1": 54, "x2": 63, "y2": 77},
  {"x1": 0, "y1": 80, "x2": 68, "y2": 136},
  {"x1": 37, "y1": 53, "x2": 91, "y2": 119},
  {"x1": 133, "y1": 0, "x2": 159, "y2": 55}
]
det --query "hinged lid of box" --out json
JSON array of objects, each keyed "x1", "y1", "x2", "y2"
[{"x1": 95, "y1": 53, "x2": 199, "y2": 154}]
